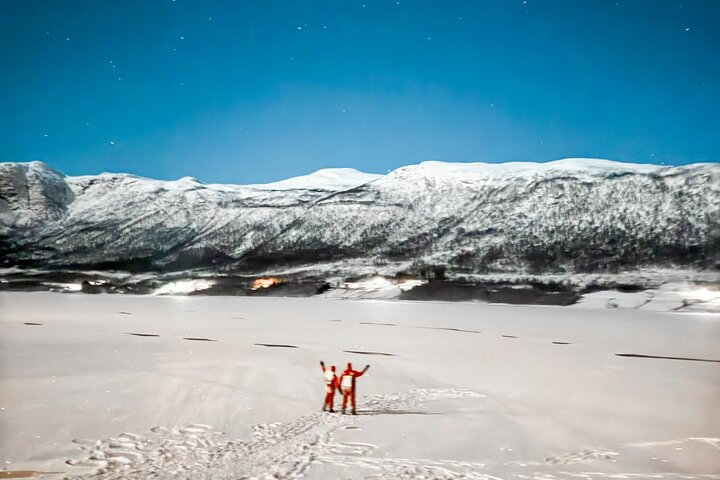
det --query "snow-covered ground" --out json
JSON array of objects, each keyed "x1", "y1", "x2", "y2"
[
  {"x1": 573, "y1": 283, "x2": 720, "y2": 313},
  {"x1": 0, "y1": 292, "x2": 718, "y2": 479}
]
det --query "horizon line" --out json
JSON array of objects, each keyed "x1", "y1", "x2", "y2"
[{"x1": 3, "y1": 157, "x2": 718, "y2": 187}]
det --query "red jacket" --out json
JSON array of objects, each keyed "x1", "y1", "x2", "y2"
[{"x1": 339, "y1": 366, "x2": 368, "y2": 390}]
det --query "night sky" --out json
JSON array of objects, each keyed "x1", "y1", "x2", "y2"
[{"x1": 2, "y1": 1, "x2": 718, "y2": 183}]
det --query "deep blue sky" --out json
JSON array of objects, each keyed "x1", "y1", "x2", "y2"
[{"x1": 1, "y1": 1, "x2": 718, "y2": 183}]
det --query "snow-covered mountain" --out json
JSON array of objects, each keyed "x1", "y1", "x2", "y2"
[{"x1": 1, "y1": 159, "x2": 718, "y2": 277}]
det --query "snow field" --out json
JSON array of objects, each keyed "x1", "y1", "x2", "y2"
[{"x1": 0, "y1": 292, "x2": 718, "y2": 479}]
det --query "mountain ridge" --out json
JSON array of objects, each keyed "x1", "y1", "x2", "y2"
[{"x1": 1, "y1": 159, "x2": 718, "y2": 277}]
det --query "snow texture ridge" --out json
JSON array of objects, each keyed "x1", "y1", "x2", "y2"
[
  {"x1": 63, "y1": 389, "x2": 484, "y2": 480},
  {"x1": 61, "y1": 389, "x2": 720, "y2": 480}
]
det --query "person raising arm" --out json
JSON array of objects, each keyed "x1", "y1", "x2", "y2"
[{"x1": 339, "y1": 362, "x2": 370, "y2": 415}]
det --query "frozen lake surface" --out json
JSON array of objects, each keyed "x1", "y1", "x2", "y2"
[{"x1": 0, "y1": 292, "x2": 718, "y2": 479}]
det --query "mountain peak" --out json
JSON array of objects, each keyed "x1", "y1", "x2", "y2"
[
  {"x1": 0, "y1": 160, "x2": 65, "y2": 178},
  {"x1": 244, "y1": 167, "x2": 381, "y2": 191}
]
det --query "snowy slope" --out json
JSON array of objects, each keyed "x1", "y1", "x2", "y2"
[
  {"x1": 0, "y1": 162, "x2": 74, "y2": 230},
  {"x1": 238, "y1": 159, "x2": 720, "y2": 274},
  {"x1": 0, "y1": 159, "x2": 718, "y2": 275}
]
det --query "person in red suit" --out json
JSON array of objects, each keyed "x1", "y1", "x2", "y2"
[
  {"x1": 319, "y1": 360, "x2": 340, "y2": 412},
  {"x1": 339, "y1": 362, "x2": 370, "y2": 415}
]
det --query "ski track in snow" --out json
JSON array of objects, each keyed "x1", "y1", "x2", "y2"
[{"x1": 62, "y1": 389, "x2": 720, "y2": 480}]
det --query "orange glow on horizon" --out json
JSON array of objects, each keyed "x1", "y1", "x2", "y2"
[{"x1": 251, "y1": 277, "x2": 281, "y2": 290}]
